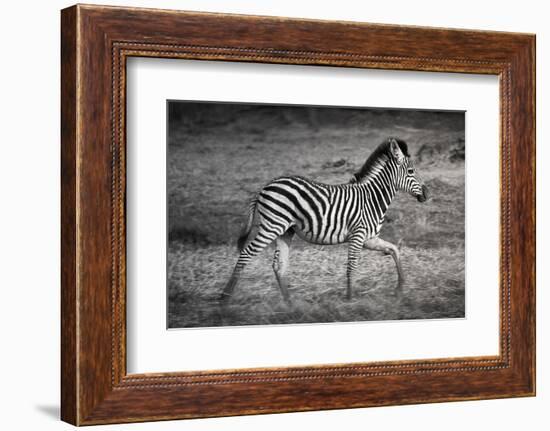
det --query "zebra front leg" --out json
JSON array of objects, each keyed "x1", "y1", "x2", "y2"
[
  {"x1": 364, "y1": 237, "x2": 404, "y2": 295},
  {"x1": 272, "y1": 229, "x2": 294, "y2": 304},
  {"x1": 346, "y1": 230, "x2": 367, "y2": 300}
]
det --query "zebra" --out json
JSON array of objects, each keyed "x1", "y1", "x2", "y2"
[{"x1": 220, "y1": 137, "x2": 429, "y2": 303}]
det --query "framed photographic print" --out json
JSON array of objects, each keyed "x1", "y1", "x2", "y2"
[{"x1": 61, "y1": 4, "x2": 535, "y2": 425}]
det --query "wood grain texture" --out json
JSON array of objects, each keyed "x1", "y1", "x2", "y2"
[
  {"x1": 60, "y1": 4, "x2": 535, "y2": 425},
  {"x1": 60, "y1": 5, "x2": 78, "y2": 425}
]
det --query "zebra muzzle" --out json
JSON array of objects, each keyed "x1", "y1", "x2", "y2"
[{"x1": 417, "y1": 185, "x2": 429, "y2": 203}]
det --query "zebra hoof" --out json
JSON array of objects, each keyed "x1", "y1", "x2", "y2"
[
  {"x1": 283, "y1": 298, "x2": 292, "y2": 306},
  {"x1": 218, "y1": 293, "x2": 232, "y2": 305}
]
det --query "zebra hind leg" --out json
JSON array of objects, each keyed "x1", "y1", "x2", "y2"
[
  {"x1": 346, "y1": 231, "x2": 367, "y2": 300},
  {"x1": 272, "y1": 229, "x2": 295, "y2": 304},
  {"x1": 220, "y1": 226, "x2": 283, "y2": 304}
]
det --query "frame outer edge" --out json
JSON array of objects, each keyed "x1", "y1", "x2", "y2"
[
  {"x1": 61, "y1": 5, "x2": 79, "y2": 426},
  {"x1": 510, "y1": 35, "x2": 536, "y2": 395},
  {"x1": 526, "y1": 35, "x2": 536, "y2": 396},
  {"x1": 525, "y1": 34, "x2": 536, "y2": 395},
  {"x1": 531, "y1": 34, "x2": 536, "y2": 396},
  {"x1": 61, "y1": 4, "x2": 536, "y2": 424}
]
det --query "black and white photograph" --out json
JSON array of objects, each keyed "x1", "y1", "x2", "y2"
[{"x1": 167, "y1": 101, "x2": 466, "y2": 329}]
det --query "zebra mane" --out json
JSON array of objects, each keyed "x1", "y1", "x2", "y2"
[{"x1": 350, "y1": 138, "x2": 409, "y2": 183}]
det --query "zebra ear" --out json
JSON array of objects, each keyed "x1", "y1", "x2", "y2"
[{"x1": 389, "y1": 138, "x2": 405, "y2": 164}]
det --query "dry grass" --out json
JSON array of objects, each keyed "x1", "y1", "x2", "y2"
[
  {"x1": 167, "y1": 105, "x2": 465, "y2": 328},
  {"x1": 168, "y1": 243, "x2": 464, "y2": 327}
]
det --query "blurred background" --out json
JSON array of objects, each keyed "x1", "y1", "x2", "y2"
[{"x1": 167, "y1": 101, "x2": 465, "y2": 328}]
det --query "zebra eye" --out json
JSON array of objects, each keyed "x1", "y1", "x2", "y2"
[{"x1": 407, "y1": 168, "x2": 415, "y2": 175}]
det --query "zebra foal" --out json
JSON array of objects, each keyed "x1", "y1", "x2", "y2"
[{"x1": 220, "y1": 137, "x2": 429, "y2": 303}]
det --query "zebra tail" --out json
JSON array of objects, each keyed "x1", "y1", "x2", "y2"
[{"x1": 237, "y1": 197, "x2": 257, "y2": 252}]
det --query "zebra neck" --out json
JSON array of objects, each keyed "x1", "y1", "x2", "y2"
[{"x1": 358, "y1": 166, "x2": 397, "y2": 219}]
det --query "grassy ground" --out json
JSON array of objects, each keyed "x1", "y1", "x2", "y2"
[{"x1": 167, "y1": 104, "x2": 465, "y2": 328}]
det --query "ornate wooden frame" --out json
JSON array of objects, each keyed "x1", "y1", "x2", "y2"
[{"x1": 61, "y1": 4, "x2": 535, "y2": 425}]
